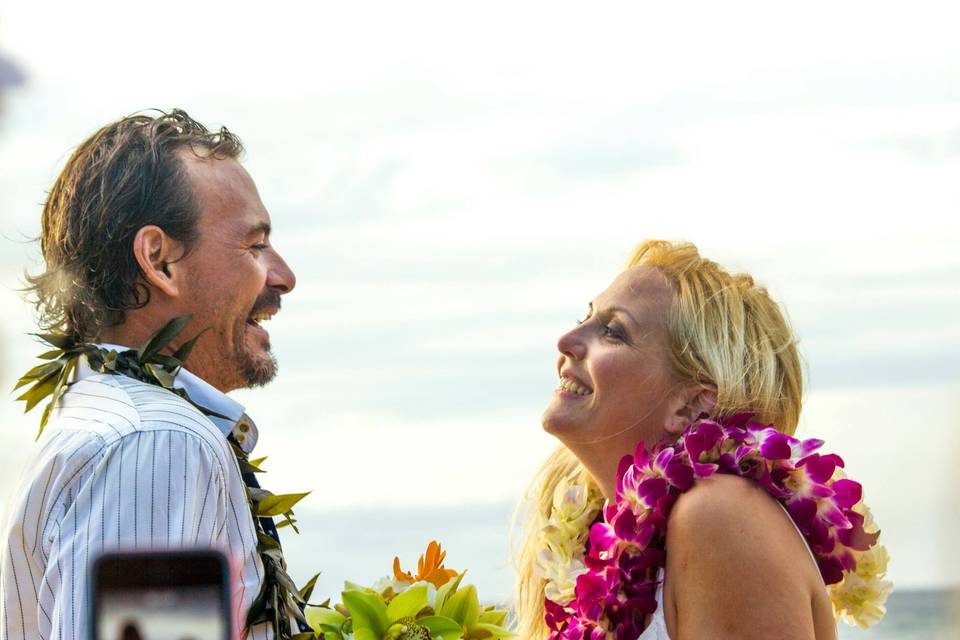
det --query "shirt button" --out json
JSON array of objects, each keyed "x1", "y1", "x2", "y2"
[
  {"x1": 239, "y1": 423, "x2": 250, "y2": 433},
  {"x1": 236, "y1": 433, "x2": 246, "y2": 444}
]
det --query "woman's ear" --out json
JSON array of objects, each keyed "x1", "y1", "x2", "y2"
[
  {"x1": 664, "y1": 385, "x2": 718, "y2": 435},
  {"x1": 132, "y1": 225, "x2": 183, "y2": 298}
]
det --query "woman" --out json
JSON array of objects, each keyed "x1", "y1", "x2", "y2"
[{"x1": 516, "y1": 240, "x2": 859, "y2": 639}]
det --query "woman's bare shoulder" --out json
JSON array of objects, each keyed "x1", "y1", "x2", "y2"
[
  {"x1": 668, "y1": 473, "x2": 786, "y2": 537},
  {"x1": 662, "y1": 474, "x2": 825, "y2": 639},
  {"x1": 667, "y1": 473, "x2": 816, "y2": 574}
]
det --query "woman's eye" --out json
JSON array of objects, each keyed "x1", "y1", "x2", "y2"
[{"x1": 601, "y1": 323, "x2": 623, "y2": 341}]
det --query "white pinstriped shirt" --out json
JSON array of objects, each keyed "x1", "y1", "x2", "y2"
[{"x1": 0, "y1": 350, "x2": 278, "y2": 639}]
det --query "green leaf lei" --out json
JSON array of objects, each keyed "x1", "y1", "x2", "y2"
[{"x1": 15, "y1": 316, "x2": 321, "y2": 640}]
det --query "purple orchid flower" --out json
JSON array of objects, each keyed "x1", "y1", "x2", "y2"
[{"x1": 544, "y1": 414, "x2": 883, "y2": 639}]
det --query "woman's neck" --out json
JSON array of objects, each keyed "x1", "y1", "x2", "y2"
[{"x1": 562, "y1": 427, "x2": 656, "y2": 501}]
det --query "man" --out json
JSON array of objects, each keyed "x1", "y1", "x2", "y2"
[{"x1": 0, "y1": 110, "x2": 302, "y2": 639}]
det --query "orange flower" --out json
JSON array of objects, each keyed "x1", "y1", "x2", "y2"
[{"x1": 392, "y1": 540, "x2": 459, "y2": 589}]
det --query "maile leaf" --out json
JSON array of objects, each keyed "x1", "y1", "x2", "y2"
[
  {"x1": 33, "y1": 333, "x2": 73, "y2": 350},
  {"x1": 248, "y1": 487, "x2": 274, "y2": 503},
  {"x1": 299, "y1": 572, "x2": 320, "y2": 602},
  {"x1": 172, "y1": 327, "x2": 209, "y2": 364},
  {"x1": 17, "y1": 360, "x2": 64, "y2": 384},
  {"x1": 144, "y1": 363, "x2": 176, "y2": 389},
  {"x1": 273, "y1": 569, "x2": 302, "y2": 603},
  {"x1": 36, "y1": 349, "x2": 64, "y2": 360},
  {"x1": 256, "y1": 492, "x2": 310, "y2": 517},
  {"x1": 37, "y1": 360, "x2": 76, "y2": 438},
  {"x1": 148, "y1": 354, "x2": 181, "y2": 370},
  {"x1": 138, "y1": 315, "x2": 192, "y2": 362},
  {"x1": 279, "y1": 514, "x2": 301, "y2": 534},
  {"x1": 257, "y1": 531, "x2": 281, "y2": 551},
  {"x1": 237, "y1": 458, "x2": 266, "y2": 474},
  {"x1": 17, "y1": 371, "x2": 60, "y2": 413}
]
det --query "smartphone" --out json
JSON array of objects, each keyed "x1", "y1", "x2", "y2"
[{"x1": 88, "y1": 550, "x2": 232, "y2": 640}]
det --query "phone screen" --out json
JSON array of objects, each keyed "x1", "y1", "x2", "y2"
[{"x1": 90, "y1": 550, "x2": 231, "y2": 640}]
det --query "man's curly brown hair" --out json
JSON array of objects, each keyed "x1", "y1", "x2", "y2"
[{"x1": 26, "y1": 109, "x2": 244, "y2": 342}]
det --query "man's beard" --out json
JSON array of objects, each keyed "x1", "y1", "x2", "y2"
[
  {"x1": 234, "y1": 289, "x2": 280, "y2": 388},
  {"x1": 236, "y1": 338, "x2": 277, "y2": 387}
]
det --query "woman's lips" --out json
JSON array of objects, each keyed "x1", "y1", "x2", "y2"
[{"x1": 556, "y1": 375, "x2": 593, "y2": 398}]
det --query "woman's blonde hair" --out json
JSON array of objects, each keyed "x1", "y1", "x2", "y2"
[{"x1": 514, "y1": 239, "x2": 804, "y2": 638}]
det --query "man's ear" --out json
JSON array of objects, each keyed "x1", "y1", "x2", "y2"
[
  {"x1": 132, "y1": 225, "x2": 184, "y2": 298},
  {"x1": 664, "y1": 384, "x2": 718, "y2": 436}
]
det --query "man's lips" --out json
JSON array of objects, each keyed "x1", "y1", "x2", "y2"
[
  {"x1": 245, "y1": 307, "x2": 278, "y2": 340},
  {"x1": 247, "y1": 307, "x2": 278, "y2": 324}
]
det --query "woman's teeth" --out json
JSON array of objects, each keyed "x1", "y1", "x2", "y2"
[{"x1": 558, "y1": 377, "x2": 592, "y2": 396}]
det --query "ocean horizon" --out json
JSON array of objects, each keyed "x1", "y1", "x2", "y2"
[{"x1": 839, "y1": 589, "x2": 958, "y2": 639}]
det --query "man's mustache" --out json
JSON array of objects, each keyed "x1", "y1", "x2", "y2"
[{"x1": 250, "y1": 289, "x2": 282, "y2": 316}]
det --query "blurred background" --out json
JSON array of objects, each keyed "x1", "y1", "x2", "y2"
[{"x1": 0, "y1": 2, "x2": 958, "y2": 638}]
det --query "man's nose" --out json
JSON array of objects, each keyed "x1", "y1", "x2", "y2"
[{"x1": 267, "y1": 250, "x2": 296, "y2": 294}]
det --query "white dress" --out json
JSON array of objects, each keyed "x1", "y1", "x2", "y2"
[
  {"x1": 636, "y1": 504, "x2": 823, "y2": 640},
  {"x1": 636, "y1": 570, "x2": 671, "y2": 640}
]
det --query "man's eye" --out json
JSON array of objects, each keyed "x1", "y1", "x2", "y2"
[{"x1": 251, "y1": 243, "x2": 268, "y2": 251}]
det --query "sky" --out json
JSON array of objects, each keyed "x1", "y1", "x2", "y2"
[{"x1": 0, "y1": 0, "x2": 958, "y2": 604}]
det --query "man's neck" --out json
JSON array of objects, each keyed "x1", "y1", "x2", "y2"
[
  {"x1": 98, "y1": 317, "x2": 153, "y2": 351},
  {"x1": 98, "y1": 319, "x2": 231, "y2": 393}
]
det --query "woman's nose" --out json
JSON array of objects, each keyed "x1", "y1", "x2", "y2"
[{"x1": 557, "y1": 326, "x2": 587, "y2": 360}]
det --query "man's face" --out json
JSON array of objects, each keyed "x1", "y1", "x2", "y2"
[{"x1": 172, "y1": 153, "x2": 296, "y2": 392}]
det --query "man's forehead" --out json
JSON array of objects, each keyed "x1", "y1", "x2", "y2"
[
  {"x1": 180, "y1": 151, "x2": 252, "y2": 194},
  {"x1": 180, "y1": 152, "x2": 270, "y2": 229}
]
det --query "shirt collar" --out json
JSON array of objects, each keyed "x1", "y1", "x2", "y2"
[{"x1": 78, "y1": 343, "x2": 259, "y2": 453}]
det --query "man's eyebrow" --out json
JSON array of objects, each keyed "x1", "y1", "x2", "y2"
[{"x1": 247, "y1": 221, "x2": 272, "y2": 237}]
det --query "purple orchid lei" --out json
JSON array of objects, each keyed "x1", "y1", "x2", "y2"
[{"x1": 543, "y1": 414, "x2": 884, "y2": 640}]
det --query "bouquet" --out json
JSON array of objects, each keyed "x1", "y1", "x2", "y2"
[{"x1": 307, "y1": 541, "x2": 514, "y2": 640}]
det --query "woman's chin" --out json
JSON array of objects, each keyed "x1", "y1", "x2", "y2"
[{"x1": 541, "y1": 407, "x2": 580, "y2": 438}]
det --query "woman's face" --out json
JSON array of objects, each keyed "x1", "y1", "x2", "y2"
[{"x1": 542, "y1": 265, "x2": 683, "y2": 447}]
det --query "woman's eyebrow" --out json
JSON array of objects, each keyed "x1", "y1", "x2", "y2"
[{"x1": 606, "y1": 305, "x2": 642, "y2": 329}]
